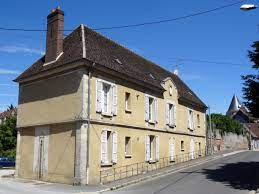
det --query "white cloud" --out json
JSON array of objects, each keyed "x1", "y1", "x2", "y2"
[
  {"x1": 0, "y1": 45, "x2": 44, "y2": 55},
  {"x1": 0, "y1": 68, "x2": 20, "y2": 75}
]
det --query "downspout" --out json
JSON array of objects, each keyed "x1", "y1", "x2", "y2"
[{"x1": 86, "y1": 69, "x2": 91, "y2": 184}]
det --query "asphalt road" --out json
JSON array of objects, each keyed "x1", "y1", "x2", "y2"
[{"x1": 106, "y1": 151, "x2": 259, "y2": 194}]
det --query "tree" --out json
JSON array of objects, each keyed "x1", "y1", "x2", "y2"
[
  {"x1": 0, "y1": 116, "x2": 17, "y2": 158},
  {"x1": 242, "y1": 41, "x2": 259, "y2": 118},
  {"x1": 210, "y1": 113, "x2": 245, "y2": 135}
]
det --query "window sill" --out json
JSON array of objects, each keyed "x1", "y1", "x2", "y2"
[
  {"x1": 125, "y1": 155, "x2": 132, "y2": 158},
  {"x1": 168, "y1": 124, "x2": 176, "y2": 128},
  {"x1": 101, "y1": 113, "x2": 113, "y2": 117},
  {"x1": 197, "y1": 125, "x2": 201, "y2": 128},
  {"x1": 125, "y1": 109, "x2": 132, "y2": 113},
  {"x1": 148, "y1": 160, "x2": 158, "y2": 164},
  {"x1": 169, "y1": 160, "x2": 175, "y2": 163},
  {"x1": 148, "y1": 120, "x2": 156, "y2": 125},
  {"x1": 181, "y1": 149, "x2": 185, "y2": 152},
  {"x1": 101, "y1": 163, "x2": 113, "y2": 167}
]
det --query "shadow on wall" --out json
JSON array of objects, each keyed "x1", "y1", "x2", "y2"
[{"x1": 202, "y1": 162, "x2": 259, "y2": 191}]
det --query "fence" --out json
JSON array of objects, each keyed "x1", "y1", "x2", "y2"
[{"x1": 100, "y1": 149, "x2": 206, "y2": 184}]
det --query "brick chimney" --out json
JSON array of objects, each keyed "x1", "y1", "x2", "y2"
[{"x1": 45, "y1": 7, "x2": 64, "y2": 63}]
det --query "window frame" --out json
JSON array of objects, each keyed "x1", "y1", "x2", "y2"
[
  {"x1": 125, "y1": 92, "x2": 132, "y2": 113},
  {"x1": 188, "y1": 109, "x2": 194, "y2": 130},
  {"x1": 125, "y1": 136, "x2": 132, "y2": 158},
  {"x1": 166, "y1": 101, "x2": 176, "y2": 128},
  {"x1": 181, "y1": 140, "x2": 185, "y2": 152},
  {"x1": 145, "y1": 94, "x2": 157, "y2": 124}
]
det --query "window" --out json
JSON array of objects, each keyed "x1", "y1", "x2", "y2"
[
  {"x1": 188, "y1": 109, "x2": 194, "y2": 130},
  {"x1": 181, "y1": 140, "x2": 184, "y2": 151},
  {"x1": 169, "y1": 86, "x2": 173, "y2": 96},
  {"x1": 166, "y1": 103, "x2": 176, "y2": 127},
  {"x1": 145, "y1": 95, "x2": 158, "y2": 123},
  {"x1": 197, "y1": 114, "x2": 200, "y2": 128},
  {"x1": 125, "y1": 136, "x2": 132, "y2": 157},
  {"x1": 101, "y1": 130, "x2": 117, "y2": 165},
  {"x1": 198, "y1": 142, "x2": 202, "y2": 156},
  {"x1": 96, "y1": 79, "x2": 117, "y2": 116},
  {"x1": 145, "y1": 135, "x2": 159, "y2": 162},
  {"x1": 125, "y1": 92, "x2": 131, "y2": 112}
]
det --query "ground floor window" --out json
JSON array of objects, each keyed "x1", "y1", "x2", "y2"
[
  {"x1": 145, "y1": 135, "x2": 159, "y2": 162},
  {"x1": 169, "y1": 137, "x2": 175, "y2": 161},
  {"x1": 125, "y1": 136, "x2": 132, "y2": 157},
  {"x1": 181, "y1": 140, "x2": 185, "y2": 151},
  {"x1": 101, "y1": 130, "x2": 117, "y2": 165}
]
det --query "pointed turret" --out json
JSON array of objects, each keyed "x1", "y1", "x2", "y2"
[{"x1": 226, "y1": 95, "x2": 242, "y2": 116}]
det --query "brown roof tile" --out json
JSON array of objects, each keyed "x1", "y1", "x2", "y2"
[{"x1": 14, "y1": 25, "x2": 206, "y2": 108}]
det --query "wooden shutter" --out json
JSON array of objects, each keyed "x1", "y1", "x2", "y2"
[
  {"x1": 156, "y1": 136, "x2": 159, "y2": 161},
  {"x1": 187, "y1": 110, "x2": 191, "y2": 129},
  {"x1": 190, "y1": 139, "x2": 194, "y2": 159},
  {"x1": 112, "y1": 85, "x2": 117, "y2": 115},
  {"x1": 112, "y1": 131, "x2": 118, "y2": 163},
  {"x1": 145, "y1": 95, "x2": 149, "y2": 121},
  {"x1": 173, "y1": 104, "x2": 177, "y2": 126},
  {"x1": 169, "y1": 138, "x2": 175, "y2": 161},
  {"x1": 101, "y1": 130, "x2": 108, "y2": 164},
  {"x1": 166, "y1": 103, "x2": 169, "y2": 125},
  {"x1": 96, "y1": 80, "x2": 103, "y2": 113},
  {"x1": 145, "y1": 135, "x2": 150, "y2": 161},
  {"x1": 155, "y1": 98, "x2": 158, "y2": 123}
]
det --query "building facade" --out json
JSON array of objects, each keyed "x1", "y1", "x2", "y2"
[{"x1": 14, "y1": 8, "x2": 207, "y2": 185}]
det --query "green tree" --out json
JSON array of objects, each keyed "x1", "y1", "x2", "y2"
[
  {"x1": 242, "y1": 41, "x2": 259, "y2": 117},
  {"x1": 210, "y1": 113, "x2": 244, "y2": 135},
  {"x1": 0, "y1": 116, "x2": 17, "y2": 158}
]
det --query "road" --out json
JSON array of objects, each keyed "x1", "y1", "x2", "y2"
[
  {"x1": 0, "y1": 151, "x2": 258, "y2": 194},
  {"x1": 106, "y1": 151, "x2": 259, "y2": 194}
]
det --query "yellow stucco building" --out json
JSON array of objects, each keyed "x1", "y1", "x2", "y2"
[{"x1": 14, "y1": 8, "x2": 207, "y2": 185}]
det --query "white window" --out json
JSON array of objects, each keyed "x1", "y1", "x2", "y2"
[
  {"x1": 96, "y1": 79, "x2": 117, "y2": 116},
  {"x1": 101, "y1": 130, "x2": 117, "y2": 164},
  {"x1": 145, "y1": 135, "x2": 159, "y2": 162},
  {"x1": 197, "y1": 114, "x2": 200, "y2": 128},
  {"x1": 145, "y1": 95, "x2": 158, "y2": 123},
  {"x1": 166, "y1": 103, "x2": 176, "y2": 127},
  {"x1": 188, "y1": 109, "x2": 194, "y2": 130}
]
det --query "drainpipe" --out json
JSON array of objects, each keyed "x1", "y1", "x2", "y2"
[{"x1": 86, "y1": 68, "x2": 91, "y2": 184}]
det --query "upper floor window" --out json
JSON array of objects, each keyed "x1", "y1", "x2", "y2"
[
  {"x1": 145, "y1": 95, "x2": 158, "y2": 123},
  {"x1": 125, "y1": 92, "x2": 132, "y2": 112},
  {"x1": 166, "y1": 103, "x2": 176, "y2": 127},
  {"x1": 96, "y1": 79, "x2": 117, "y2": 116},
  {"x1": 197, "y1": 114, "x2": 200, "y2": 128},
  {"x1": 188, "y1": 109, "x2": 194, "y2": 130},
  {"x1": 169, "y1": 86, "x2": 173, "y2": 96}
]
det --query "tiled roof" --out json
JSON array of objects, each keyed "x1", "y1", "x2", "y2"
[
  {"x1": 245, "y1": 123, "x2": 259, "y2": 138},
  {"x1": 0, "y1": 108, "x2": 17, "y2": 119},
  {"x1": 14, "y1": 25, "x2": 206, "y2": 108}
]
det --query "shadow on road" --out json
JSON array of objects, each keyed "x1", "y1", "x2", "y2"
[{"x1": 202, "y1": 162, "x2": 259, "y2": 191}]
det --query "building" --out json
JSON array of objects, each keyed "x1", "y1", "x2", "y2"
[
  {"x1": 14, "y1": 8, "x2": 207, "y2": 185},
  {"x1": 0, "y1": 108, "x2": 17, "y2": 125},
  {"x1": 245, "y1": 123, "x2": 259, "y2": 150}
]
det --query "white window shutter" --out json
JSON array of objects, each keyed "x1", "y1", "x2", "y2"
[
  {"x1": 145, "y1": 95, "x2": 149, "y2": 121},
  {"x1": 166, "y1": 103, "x2": 169, "y2": 125},
  {"x1": 169, "y1": 138, "x2": 175, "y2": 161},
  {"x1": 155, "y1": 98, "x2": 158, "y2": 123},
  {"x1": 96, "y1": 80, "x2": 103, "y2": 113},
  {"x1": 112, "y1": 85, "x2": 118, "y2": 115},
  {"x1": 187, "y1": 110, "x2": 191, "y2": 129},
  {"x1": 156, "y1": 136, "x2": 159, "y2": 161},
  {"x1": 145, "y1": 135, "x2": 150, "y2": 161},
  {"x1": 173, "y1": 105, "x2": 177, "y2": 126},
  {"x1": 112, "y1": 132, "x2": 118, "y2": 163},
  {"x1": 101, "y1": 130, "x2": 108, "y2": 164}
]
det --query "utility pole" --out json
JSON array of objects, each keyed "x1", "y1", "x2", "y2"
[{"x1": 208, "y1": 106, "x2": 213, "y2": 155}]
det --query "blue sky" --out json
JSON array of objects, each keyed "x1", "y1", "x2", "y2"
[{"x1": 0, "y1": 0, "x2": 258, "y2": 113}]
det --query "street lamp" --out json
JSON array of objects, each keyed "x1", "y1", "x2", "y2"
[{"x1": 240, "y1": 4, "x2": 257, "y2": 11}]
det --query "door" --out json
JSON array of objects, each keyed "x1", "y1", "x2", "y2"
[
  {"x1": 33, "y1": 127, "x2": 49, "y2": 180},
  {"x1": 190, "y1": 139, "x2": 195, "y2": 160}
]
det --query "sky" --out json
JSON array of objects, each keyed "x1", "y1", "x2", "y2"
[{"x1": 0, "y1": 0, "x2": 258, "y2": 113}]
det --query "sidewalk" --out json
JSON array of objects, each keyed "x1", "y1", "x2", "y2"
[{"x1": 0, "y1": 149, "x2": 247, "y2": 194}]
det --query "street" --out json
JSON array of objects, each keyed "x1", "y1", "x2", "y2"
[
  {"x1": 0, "y1": 151, "x2": 258, "y2": 194},
  {"x1": 106, "y1": 151, "x2": 259, "y2": 194}
]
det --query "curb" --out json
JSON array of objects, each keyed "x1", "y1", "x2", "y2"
[{"x1": 96, "y1": 150, "x2": 247, "y2": 193}]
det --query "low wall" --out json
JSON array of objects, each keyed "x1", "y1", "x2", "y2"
[{"x1": 211, "y1": 129, "x2": 248, "y2": 152}]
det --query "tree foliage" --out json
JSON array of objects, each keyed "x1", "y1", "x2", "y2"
[
  {"x1": 242, "y1": 41, "x2": 259, "y2": 117},
  {"x1": 0, "y1": 116, "x2": 17, "y2": 158},
  {"x1": 210, "y1": 113, "x2": 245, "y2": 135}
]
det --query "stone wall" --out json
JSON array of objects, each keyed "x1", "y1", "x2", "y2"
[{"x1": 211, "y1": 129, "x2": 249, "y2": 152}]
